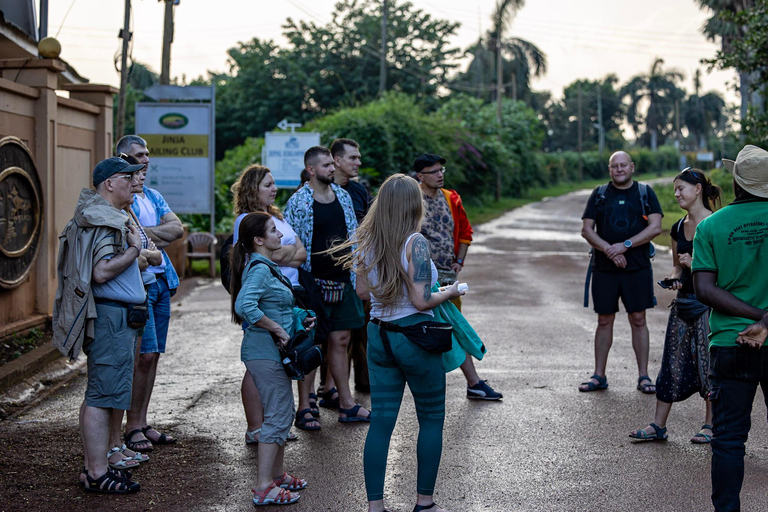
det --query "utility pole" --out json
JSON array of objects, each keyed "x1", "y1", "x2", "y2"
[
  {"x1": 160, "y1": 0, "x2": 175, "y2": 85},
  {"x1": 675, "y1": 98, "x2": 681, "y2": 150},
  {"x1": 577, "y1": 82, "x2": 583, "y2": 181},
  {"x1": 379, "y1": 0, "x2": 387, "y2": 95},
  {"x1": 495, "y1": 39, "x2": 503, "y2": 202},
  {"x1": 38, "y1": 0, "x2": 48, "y2": 39},
  {"x1": 596, "y1": 82, "x2": 604, "y2": 157},
  {"x1": 116, "y1": 0, "x2": 132, "y2": 140}
]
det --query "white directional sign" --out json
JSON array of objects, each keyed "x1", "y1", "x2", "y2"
[
  {"x1": 136, "y1": 102, "x2": 215, "y2": 214},
  {"x1": 263, "y1": 131, "x2": 321, "y2": 188}
]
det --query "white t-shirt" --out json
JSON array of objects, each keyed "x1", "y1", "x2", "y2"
[
  {"x1": 134, "y1": 193, "x2": 166, "y2": 274},
  {"x1": 233, "y1": 213, "x2": 300, "y2": 286}
]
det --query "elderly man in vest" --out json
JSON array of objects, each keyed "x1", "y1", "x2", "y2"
[{"x1": 54, "y1": 157, "x2": 148, "y2": 493}]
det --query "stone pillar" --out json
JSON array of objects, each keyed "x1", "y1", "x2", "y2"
[{"x1": 63, "y1": 84, "x2": 118, "y2": 160}]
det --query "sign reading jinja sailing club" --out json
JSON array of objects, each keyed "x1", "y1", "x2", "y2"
[{"x1": 136, "y1": 103, "x2": 214, "y2": 214}]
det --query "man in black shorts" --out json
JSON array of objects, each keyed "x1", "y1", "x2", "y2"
[{"x1": 580, "y1": 151, "x2": 663, "y2": 393}]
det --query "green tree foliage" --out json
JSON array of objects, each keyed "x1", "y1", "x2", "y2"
[
  {"x1": 702, "y1": 0, "x2": 768, "y2": 144},
  {"x1": 620, "y1": 58, "x2": 686, "y2": 150},
  {"x1": 540, "y1": 75, "x2": 625, "y2": 152},
  {"x1": 453, "y1": 0, "x2": 546, "y2": 105},
  {"x1": 212, "y1": 0, "x2": 461, "y2": 157},
  {"x1": 683, "y1": 70, "x2": 727, "y2": 150}
]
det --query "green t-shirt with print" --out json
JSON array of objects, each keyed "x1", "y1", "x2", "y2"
[{"x1": 692, "y1": 200, "x2": 768, "y2": 348}]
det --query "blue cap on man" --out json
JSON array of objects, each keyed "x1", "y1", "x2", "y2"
[{"x1": 92, "y1": 157, "x2": 145, "y2": 187}]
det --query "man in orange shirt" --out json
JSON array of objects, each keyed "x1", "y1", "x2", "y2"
[{"x1": 415, "y1": 153, "x2": 502, "y2": 401}]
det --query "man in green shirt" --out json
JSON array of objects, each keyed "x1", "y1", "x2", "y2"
[{"x1": 692, "y1": 144, "x2": 768, "y2": 512}]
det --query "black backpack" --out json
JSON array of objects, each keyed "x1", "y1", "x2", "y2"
[{"x1": 583, "y1": 182, "x2": 656, "y2": 308}]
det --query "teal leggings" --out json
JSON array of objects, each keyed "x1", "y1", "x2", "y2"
[{"x1": 363, "y1": 313, "x2": 446, "y2": 502}]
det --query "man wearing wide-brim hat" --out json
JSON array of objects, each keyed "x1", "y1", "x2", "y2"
[{"x1": 691, "y1": 144, "x2": 768, "y2": 512}]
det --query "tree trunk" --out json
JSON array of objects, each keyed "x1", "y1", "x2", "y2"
[{"x1": 650, "y1": 129, "x2": 658, "y2": 151}]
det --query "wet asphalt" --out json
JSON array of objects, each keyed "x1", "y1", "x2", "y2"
[{"x1": 4, "y1": 186, "x2": 768, "y2": 511}]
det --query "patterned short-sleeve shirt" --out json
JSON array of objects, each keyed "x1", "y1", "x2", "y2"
[{"x1": 421, "y1": 192, "x2": 455, "y2": 271}]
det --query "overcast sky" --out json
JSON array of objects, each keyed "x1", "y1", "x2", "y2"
[{"x1": 48, "y1": 0, "x2": 735, "y2": 103}]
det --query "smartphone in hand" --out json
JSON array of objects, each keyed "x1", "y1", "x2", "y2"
[{"x1": 657, "y1": 278, "x2": 681, "y2": 289}]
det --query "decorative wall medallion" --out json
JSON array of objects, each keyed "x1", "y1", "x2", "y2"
[{"x1": 0, "y1": 137, "x2": 43, "y2": 289}]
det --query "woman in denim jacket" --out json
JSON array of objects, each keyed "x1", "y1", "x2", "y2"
[{"x1": 231, "y1": 212, "x2": 309, "y2": 506}]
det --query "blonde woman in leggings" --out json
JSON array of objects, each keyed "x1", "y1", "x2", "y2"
[{"x1": 334, "y1": 174, "x2": 463, "y2": 512}]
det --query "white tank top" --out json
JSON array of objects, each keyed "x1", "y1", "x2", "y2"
[{"x1": 369, "y1": 233, "x2": 438, "y2": 321}]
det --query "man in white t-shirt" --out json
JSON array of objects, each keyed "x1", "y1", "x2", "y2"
[{"x1": 117, "y1": 135, "x2": 184, "y2": 452}]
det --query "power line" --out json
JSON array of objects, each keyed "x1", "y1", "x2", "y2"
[{"x1": 54, "y1": 0, "x2": 78, "y2": 38}]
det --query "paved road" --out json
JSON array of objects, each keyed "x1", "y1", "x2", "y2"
[{"x1": 2, "y1": 187, "x2": 768, "y2": 511}]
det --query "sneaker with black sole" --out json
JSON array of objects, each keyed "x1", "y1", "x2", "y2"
[{"x1": 467, "y1": 380, "x2": 503, "y2": 400}]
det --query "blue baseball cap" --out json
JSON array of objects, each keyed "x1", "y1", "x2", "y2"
[{"x1": 92, "y1": 157, "x2": 145, "y2": 187}]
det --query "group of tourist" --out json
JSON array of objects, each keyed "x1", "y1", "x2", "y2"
[
  {"x1": 53, "y1": 134, "x2": 768, "y2": 512},
  {"x1": 225, "y1": 139, "x2": 500, "y2": 509},
  {"x1": 580, "y1": 147, "x2": 768, "y2": 512}
]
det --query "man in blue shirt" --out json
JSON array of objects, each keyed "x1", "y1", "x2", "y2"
[{"x1": 117, "y1": 135, "x2": 184, "y2": 452}]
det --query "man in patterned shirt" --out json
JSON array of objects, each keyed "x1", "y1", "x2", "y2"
[{"x1": 415, "y1": 153, "x2": 502, "y2": 401}]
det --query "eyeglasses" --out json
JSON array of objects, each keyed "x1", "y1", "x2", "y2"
[
  {"x1": 111, "y1": 173, "x2": 139, "y2": 183},
  {"x1": 420, "y1": 167, "x2": 446, "y2": 175}
]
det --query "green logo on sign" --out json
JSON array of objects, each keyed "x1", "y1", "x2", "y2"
[{"x1": 159, "y1": 113, "x2": 188, "y2": 129}]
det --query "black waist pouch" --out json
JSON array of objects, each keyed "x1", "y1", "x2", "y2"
[
  {"x1": 372, "y1": 318, "x2": 453, "y2": 354},
  {"x1": 127, "y1": 302, "x2": 149, "y2": 329},
  {"x1": 674, "y1": 297, "x2": 709, "y2": 322}
]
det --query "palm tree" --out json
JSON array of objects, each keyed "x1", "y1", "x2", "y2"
[
  {"x1": 456, "y1": 0, "x2": 546, "y2": 105},
  {"x1": 620, "y1": 58, "x2": 685, "y2": 150},
  {"x1": 684, "y1": 69, "x2": 726, "y2": 150},
  {"x1": 696, "y1": 1, "x2": 760, "y2": 129}
]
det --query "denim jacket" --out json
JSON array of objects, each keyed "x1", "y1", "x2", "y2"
[
  {"x1": 235, "y1": 253, "x2": 295, "y2": 363},
  {"x1": 131, "y1": 186, "x2": 180, "y2": 290},
  {"x1": 283, "y1": 183, "x2": 358, "y2": 286}
]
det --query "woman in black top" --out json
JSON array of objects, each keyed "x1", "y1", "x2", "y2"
[{"x1": 630, "y1": 168, "x2": 722, "y2": 443}]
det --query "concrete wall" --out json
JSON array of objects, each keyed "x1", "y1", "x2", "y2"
[{"x1": 0, "y1": 58, "x2": 117, "y2": 333}]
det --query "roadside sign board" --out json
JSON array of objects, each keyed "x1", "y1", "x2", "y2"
[
  {"x1": 696, "y1": 152, "x2": 715, "y2": 162},
  {"x1": 136, "y1": 103, "x2": 214, "y2": 214},
  {"x1": 263, "y1": 132, "x2": 321, "y2": 188}
]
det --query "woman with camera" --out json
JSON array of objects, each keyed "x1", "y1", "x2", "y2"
[
  {"x1": 230, "y1": 165, "x2": 320, "y2": 441},
  {"x1": 231, "y1": 212, "x2": 308, "y2": 506},
  {"x1": 335, "y1": 174, "x2": 462, "y2": 512},
  {"x1": 629, "y1": 168, "x2": 722, "y2": 443}
]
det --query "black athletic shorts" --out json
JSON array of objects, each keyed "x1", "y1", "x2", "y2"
[{"x1": 591, "y1": 267, "x2": 655, "y2": 315}]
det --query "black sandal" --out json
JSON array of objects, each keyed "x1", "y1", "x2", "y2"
[
  {"x1": 413, "y1": 503, "x2": 439, "y2": 512},
  {"x1": 143, "y1": 425, "x2": 176, "y2": 445},
  {"x1": 294, "y1": 409, "x2": 321, "y2": 431},
  {"x1": 84, "y1": 470, "x2": 140, "y2": 494},
  {"x1": 308, "y1": 393, "x2": 320, "y2": 418},
  {"x1": 318, "y1": 387, "x2": 339, "y2": 409},
  {"x1": 125, "y1": 428, "x2": 153, "y2": 452}
]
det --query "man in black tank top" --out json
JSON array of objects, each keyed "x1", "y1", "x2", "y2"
[{"x1": 284, "y1": 146, "x2": 370, "y2": 426}]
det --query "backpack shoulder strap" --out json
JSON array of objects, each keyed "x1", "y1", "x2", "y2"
[
  {"x1": 638, "y1": 183, "x2": 650, "y2": 217},
  {"x1": 247, "y1": 259, "x2": 293, "y2": 292},
  {"x1": 595, "y1": 183, "x2": 610, "y2": 206}
]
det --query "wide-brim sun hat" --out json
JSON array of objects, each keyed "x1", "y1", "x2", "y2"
[{"x1": 722, "y1": 145, "x2": 768, "y2": 198}]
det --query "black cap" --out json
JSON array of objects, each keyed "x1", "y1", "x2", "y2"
[
  {"x1": 92, "y1": 157, "x2": 146, "y2": 187},
  {"x1": 413, "y1": 153, "x2": 446, "y2": 173}
]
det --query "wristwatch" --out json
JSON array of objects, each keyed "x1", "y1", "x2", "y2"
[
  {"x1": 623, "y1": 240, "x2": 633, "y2": 249},
  {"x1": 455, "y1": 258, "x2": 464, "y2": 266}
]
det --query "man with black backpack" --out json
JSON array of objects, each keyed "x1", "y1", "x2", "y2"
[{"x1": 580, "y1": 151, "x2": 663, "y2": 394}]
